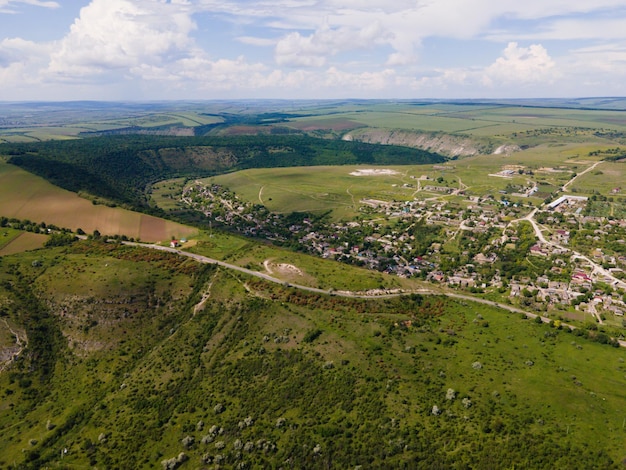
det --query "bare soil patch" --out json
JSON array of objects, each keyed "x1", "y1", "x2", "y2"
[
  {"x1": 350, "y1": 169, "x2": 400, "y2": 176},
  {"x1": 0, "y1": 232, "x2": 47, "y2": 256}
]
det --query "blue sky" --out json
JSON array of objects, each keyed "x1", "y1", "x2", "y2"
[{"x1": 2, "y1": 0, "x2": 626, "y2": 100}]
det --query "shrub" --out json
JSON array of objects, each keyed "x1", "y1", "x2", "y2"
[{"x1": 303, "y1": 328, "x2": 323, "y2": 343}]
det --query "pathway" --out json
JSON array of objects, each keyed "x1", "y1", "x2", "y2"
[{"x1": 122, "y1": 241, "x2": 626, "y2": 348}]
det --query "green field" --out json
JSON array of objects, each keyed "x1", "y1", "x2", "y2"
[
  {"x1": 571, "y1": 161, "x2": 626, "y2": 196},
  {"x1": 206, "y1": 165, "x2": 450, "y2": 219},
  {"x1": 287, "y1": 103, "x2": 626, "y2": 138},
  {"x1": 187, "y1": 230, "x2": 412, "y2": 292},
  {"x1": 0, "y1": 227, "x2": 22, "y2": 250}
]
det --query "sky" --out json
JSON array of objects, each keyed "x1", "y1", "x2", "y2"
[{"x1": 2, "y1": 0, "x2": 626, "y2": 101}]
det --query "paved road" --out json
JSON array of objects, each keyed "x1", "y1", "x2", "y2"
[{"x1": 123, "y1": 241, "x2": 626, "y2": 348}]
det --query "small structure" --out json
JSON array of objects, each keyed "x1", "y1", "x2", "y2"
[{"x1": 547, "y1": 195, "x2": 588, "y2": 210}]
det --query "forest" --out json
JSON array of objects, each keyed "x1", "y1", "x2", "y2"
[{"x1": 3, "y1": 135, "x2": 444, "y2": 213}]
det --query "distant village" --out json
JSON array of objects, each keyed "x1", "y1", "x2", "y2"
[{"x1": 182, "y1": 174, "x2": 626, "y2": 326}]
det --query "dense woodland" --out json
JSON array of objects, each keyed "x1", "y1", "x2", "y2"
[{"x1": 3, "y1": 135, "x2": 444, "y2": 214}]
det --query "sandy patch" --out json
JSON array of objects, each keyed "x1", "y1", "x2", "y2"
[
  {"x1": 264, "y1": 259, "x2": 303, "y2": 276},
  {"x1": 276, "y1": 263, "x2": 303, "y2": 276},
  {"x1": 350, "y1": 169, "x2": 400, "y2": 177}
]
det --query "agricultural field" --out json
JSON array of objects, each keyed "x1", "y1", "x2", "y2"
[
  {"x1": 0, "y1": 104, "x2": 225, "y2": 142},
  {"x1": 0, "y1": 231, "x2": 47, "y2": 256},
  {"x1": 286, "y1": 102, "x2": 626, "y2": 139},
  {"x1": 0, "y1": 160, "x2": 197, "y2": 242}
]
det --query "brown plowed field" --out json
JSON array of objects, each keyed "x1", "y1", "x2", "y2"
[{"x1": 0, "y1": 162, "x2": 196, "y2": 243}]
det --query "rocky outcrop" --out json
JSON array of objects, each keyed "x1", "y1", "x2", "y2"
[{"x1": 342, "y1": 129, "x2": 493, "y2": 158}]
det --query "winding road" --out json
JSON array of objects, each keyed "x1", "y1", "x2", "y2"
[{"x1": 123, "y1": 241, "x2": 626, "y2": 348}]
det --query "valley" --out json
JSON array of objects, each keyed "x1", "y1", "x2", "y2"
[{"x1": 0, "y1": 99, "x2": 625, "y2": 468}]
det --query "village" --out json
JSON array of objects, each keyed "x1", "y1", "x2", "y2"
[{"x1": 181, "y1": 177, "x2": 626, "y2": 327}]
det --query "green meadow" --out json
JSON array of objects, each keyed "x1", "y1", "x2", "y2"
[
  {"x1": 205, "y1": 164, "x2": 461, "y2": 219},
  {"x1": 187, "y1": 230, "x2": 410, "y2": 292},
  {"x1": 0, "y1": 242, "x2": 625, "y2": 468}
]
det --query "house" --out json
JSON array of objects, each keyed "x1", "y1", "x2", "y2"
[
  {"x1": 170, "y1": 240, "x2": 179, "y2": 248},
  {"x1": 570, "y1": 272, "x2": 592, "y2": 289},
  {"x1": 530, "y1": 244, "x2": 548, "y2": 256}
]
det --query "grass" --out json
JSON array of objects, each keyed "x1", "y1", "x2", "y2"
[
  {"x1": 570, "y1": 161, "x2": 626, "y2": 196},
  {"x1": 0, "y1": 228, "x2": 22, "y2": 250},
  {"x1": 206, "y1": 165, "x2": 448, "y2": 219},
  {"x1": 187, "y1": 229, "x2": 410, "y2": 292},
  {"x1": 0, "y1": 160, "x2": 197, "y2": 242},
  {"x1": 151, "y1": 178, "x2": 190, "y2": 212},
  {"x1": 1, "y1": 243, "x2": 625, "y2": 468}
]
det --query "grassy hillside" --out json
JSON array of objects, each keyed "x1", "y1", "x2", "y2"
[{"x1": 0, "y1": 241, "x2": 625, "y2": 468}]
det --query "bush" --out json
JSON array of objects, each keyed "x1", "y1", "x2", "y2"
[{"x1": 303, "y1": 329, "x2": 323, "y2": 343}]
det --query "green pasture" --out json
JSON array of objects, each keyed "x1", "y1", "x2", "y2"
[
  {"x1": 407, "y1": 300, "x2": 626, "y2": 458},
  {"x1": 0, "y1": 227, "x2": 22, "y2": 250},
  {"x1": 206, "y1": 165, "x2": 445, "y2": 218},
  {"x1": 151, "y1": 178, "x2": 189, "y2": 212},
  {"x1": 188, "y1": 229, "x2": 411, "y2": 292},
  {"x1": 570, "y1": 161, "x2": 626, "y2": 196}
]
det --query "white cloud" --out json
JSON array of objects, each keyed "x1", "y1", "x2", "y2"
[
  {"x1": 483, "y1": 42, "x2": 558, "y2": 86},
  {"x1": 0, "y1": 37, "x2": 50, "y2": 90},
  {"x1": 0, "y1": 0, "x2": 59, "y2": 13},
  {"x1": 236, "y1": 36, "x2": 276, "y2": 47},
  {"x1": 3, "y1": 0, "x2": 626, "y2": 99},
  {"x1": 47, "y1": 0, "x2": 197, "y2": 79},
  {"x1": 274, "y1": 22, "x2": 390, "y2": 67}
]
